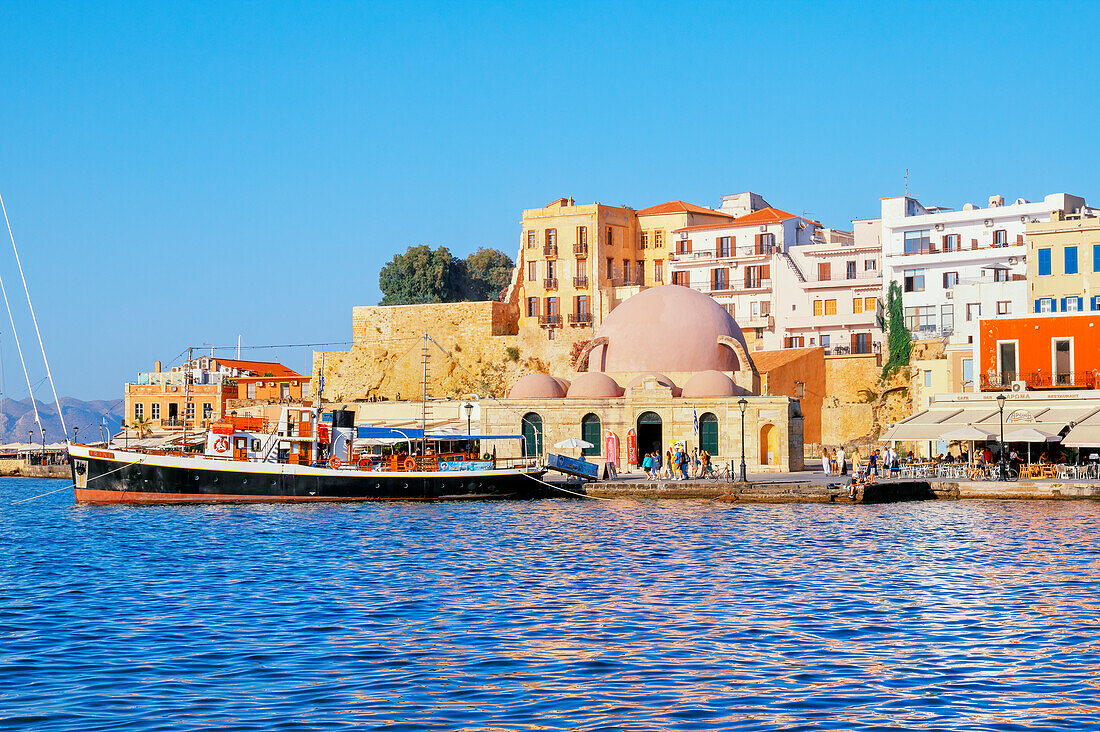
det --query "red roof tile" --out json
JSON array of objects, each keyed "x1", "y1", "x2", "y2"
[
  {"x1": 673, "y1": 206, "x2": 803, "y2": 233},
  {"x1": 212, "y1": 358, "x2": 302, "y2": 377},
  {"x1": 636, "y1": 200, "x2": 734, "y2": 218}
]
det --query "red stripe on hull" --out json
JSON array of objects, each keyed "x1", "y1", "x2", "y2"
[{"x1": 72, "y1": 488, "x2": 500, "y2": 504}]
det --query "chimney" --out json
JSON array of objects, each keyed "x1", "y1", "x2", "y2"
[{"x1": 154, "y1": 360, "x2": 162, "y2": 373}]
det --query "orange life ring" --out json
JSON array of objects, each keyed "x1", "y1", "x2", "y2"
[
  {"x1": 329, "y1": 456, "x2": 342, "y2": 470},
  {"x1": 213, "y1": 437, "x2": 229, "y2": 454},
  {"x1": 403, "y1": 457, "x2": 416, "y2": 471},
  {"x1": 358, "y1": 458, "x2": 373, "y2": 471}
]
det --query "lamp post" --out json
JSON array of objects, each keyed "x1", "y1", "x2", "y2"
[
  {"x1": 464, "y1": 402, "x2": 474, "y2": 458},
  {"x1": 997, "y1": 393, "x2": 1007, "y2": 481},
  {"x1": 738, "y1": 398, "x2": 748, "y2": 483}
]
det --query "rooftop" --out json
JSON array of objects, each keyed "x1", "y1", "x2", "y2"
[{"x1": 636, "y1": 200, "x2": 734, "y2": 218}]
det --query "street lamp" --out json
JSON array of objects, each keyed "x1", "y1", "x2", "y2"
[
  {"x1": 997, "y1": 393, "x2": 1007, "y2": 481},
  {"x1": 738, "y1": 398, "x2": 748, "y2": 483},
  {"x1": 464, "y1": 402, "x2": 474, "y2": 457}
]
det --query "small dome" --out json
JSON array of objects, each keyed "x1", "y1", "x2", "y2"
[
  {"x1": 567, "y1": 372, "x2": 623, "y2": 398},
  {"x1": 627, "y1": 372, "x2": 682, "y2": 397},
  {"x1": 552, "y1": 377, "x2": 571, "y2": 392},
  {"x1": 508, "y1": 373, "x2": 566, "y2": 399},
  {"x1": 681, "y1": 370, "x2": 738, "y2": 398}
]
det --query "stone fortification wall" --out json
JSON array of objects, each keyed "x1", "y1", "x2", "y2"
[
  {"x1": 820, "y1": 353, "x2": 912, "y2": 449},
  {"x1": 314, "y1": 300, "x2": 592, "y2": 402}
]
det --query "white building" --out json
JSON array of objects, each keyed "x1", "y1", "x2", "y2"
[
  {"x1": 667, "y1": 203, "x2": 883, "y2": 353},
  {"x1": 880, "y1": 192, "x2": 1087, "y2": 339}
]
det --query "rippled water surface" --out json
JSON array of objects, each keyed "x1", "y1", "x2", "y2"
[{"x1": 3, "y1": 478, "x2": 1100, "y2": 731}]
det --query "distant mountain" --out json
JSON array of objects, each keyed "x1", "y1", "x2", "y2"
[{"x1": 0, "y1": 397, "x2": 124, "y2": 444}]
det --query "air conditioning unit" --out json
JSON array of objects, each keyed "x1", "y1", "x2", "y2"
[
  {"x1": 1008, "y1": 257, "x2": 1017, "y2": 264},
  {"x1": 1011, "y1": 381, "x2": 1028, "y2": 393},
  {"x1": 984, "y1": 219, "x2": 994, "y2": 227},
  {"x1": 934, "y1": 223, "x2": 944, "y2": 231},
  {"x1": 1020, "y1": 215, "x2": 1028, "y2": 224},
  {"x1": 945, "y1": 291, "x2": 953, "y2": 299},
  {"x1": 759, "y1": 225, "x2": 767, "y2": 232}
]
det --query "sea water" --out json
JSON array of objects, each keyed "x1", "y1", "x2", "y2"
[{"x1": 2, "y1": 477, "x2": 1099, "y2": 731}]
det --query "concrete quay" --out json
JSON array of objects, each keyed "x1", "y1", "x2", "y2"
[{"x1": 558, "y1": 470, "x2": 1100, "y2": 503}]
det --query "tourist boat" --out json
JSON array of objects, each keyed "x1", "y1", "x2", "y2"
[{"x1": 67, "y1": 405, "x2": 549, "y2": 503}]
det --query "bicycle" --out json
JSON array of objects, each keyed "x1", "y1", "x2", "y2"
[{"x1": 707, "y1": 461, "x2": 733, "y2": 482}]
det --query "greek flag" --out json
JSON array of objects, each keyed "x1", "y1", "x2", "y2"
[{"x1": 693, "y1": 406, "x2": 699, "y2": 435}]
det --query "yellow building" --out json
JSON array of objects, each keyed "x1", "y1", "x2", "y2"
[
  {"x1": 1027, "y1": 212, "x2": 1100, "y2": 314},
  {"x1": 512, "y1": 198, "x2": 733, "y2": 336}
]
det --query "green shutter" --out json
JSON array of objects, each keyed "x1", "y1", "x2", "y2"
[
  {"x1": 581, "y1": 414, "x2": 601, "y2": 457},
  {"x1": 700, "y1": 414, "x2": 719, "y2": 455}
]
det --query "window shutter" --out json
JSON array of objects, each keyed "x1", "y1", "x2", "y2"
[
  {"x1": 761, "y1": 264, "x2": 771, "y2": 279},
  {"x1": 1060, "y1": 297, "x2": 1067, "y2": 312},
  {"x1": 1035, "y1": 299, "x2": 1041, "y2": 313},
  {"x1": 1078, "y1": 297, "x2": 1085, "y2": 311}
]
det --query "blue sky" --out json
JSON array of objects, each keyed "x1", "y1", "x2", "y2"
[{"x1": 0, "y1": 1, "x2": 1097, "y2": 401}]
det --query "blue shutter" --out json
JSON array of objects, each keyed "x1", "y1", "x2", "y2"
[
  {"x1": 1060, "y1": 297, "x2": 1067, "y2": 312},
  {"x1": 1035, "y1": 299, "x2": 1042, "y2": 313},
  {"x1": 1078, "y1": 297, "x2": 1085, "y2": 311},
  {"x1": 1039, "y1": 248, "x2": 1052, "y2": 276}
]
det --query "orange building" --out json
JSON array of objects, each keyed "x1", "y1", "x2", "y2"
[
  {"x1": 125, "y1": 357, "x2": 307, "y2": 432},
  {"x1": 978, "y1": 313, "x2": 1100, "y2": 390}
]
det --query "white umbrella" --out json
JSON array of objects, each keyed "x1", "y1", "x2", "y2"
[
  {"x1": 942, "y1": 425, "x2": 997, "y2": 441},
  {"x1": 942, "y1": 424, "x2": 996, "y2": 466},
  {"x1": 553, "y1": 438, "x2": 594, "y2": 449},
  {"x1": 1004, "y1": 426, "x2": 1061, "y2": 464}
]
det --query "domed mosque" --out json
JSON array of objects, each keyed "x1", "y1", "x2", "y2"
[{"x1": 494, "y1": 286, "x2": 806, "y2": 474}]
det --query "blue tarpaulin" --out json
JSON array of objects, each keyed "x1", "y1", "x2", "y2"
[{"x1": 355, "y1": 427, "x2": 524, "y2": 441}]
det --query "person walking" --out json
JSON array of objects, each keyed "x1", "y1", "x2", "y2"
[
  {"x1": 851, "y1": 446, "x2": 863, "y2": 480},
  {"x1": 821, "y1": 448, "x2": 831, "y2": 476},
  {"x1": 836, "y1": 446, "x2": 847, "y2": 476},
  {"x1": 691, "y1": 448, "x2": 700, "y2": 479},
  {"x1": 680, "y1": 448, "x2": 691, "y2": 480},
  {"x1": 664, "y1": 448, "x2": 673, "y2": 480},
  {"x1": 641, "y1": 452, "x2": 653, "y2": 479}
]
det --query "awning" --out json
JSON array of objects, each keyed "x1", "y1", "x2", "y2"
[
  {"x1": 883, "y1": 401, "x2": 1100, "y2": 443},
  {"x1": 1063, "y1": 413, "x2": 1100, "y2": 447},
  {"x1": 880, "y1": 408, "x2": 969, "y2": 441}
]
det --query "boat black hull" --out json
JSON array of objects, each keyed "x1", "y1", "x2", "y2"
[{"x1": 69, "y1": 449, "x2": 552, "y2": 503}]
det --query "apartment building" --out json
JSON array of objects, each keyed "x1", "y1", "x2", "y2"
[
  {"x1": 1026, "y1": 211, "x2": 1100, "y2": 313},
  {"x1": 125, "y1": 357, "x2": 305, "y2": 431},
  {"x1": 667, "y1": 203, "x2": 882, "y2": 353},
  {"x1": 514, "y1": 197, "x2": 732, "y2": 334},
  {"x1": 880, "y1": 192, "x2": 1087, "y2": 339}
]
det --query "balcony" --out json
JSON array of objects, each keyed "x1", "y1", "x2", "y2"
[
  {"x1": 669, "y1": 250, "x2": 713, "y2": 262},
  {"x1": 543, "y1": 244, "x2": 558, "y2": 258},
  {"x1": 543, "y1": 277, "x2": 558, "y2": 290},
  {"x1": 568, "y1": 312, "x2": 593, "y2": 326},
  {"x1": 573, "y1": 276, "x2": 589, "y2": 288},
  {"x1": 742, "y1": 278, "x2": 772, "y2": 290},
  {"x1": 742, "y1": 314, "x2": 775, "y2": 330},
  {"x1": 538, "y1": 314, "x2": 562, "y2": 327},
  {"x1": 574, "y1": 242, "x2": 588, "y2": 256},
  {"x1": 980, "y1": 371, "x2": 1099, "y2": 391}
]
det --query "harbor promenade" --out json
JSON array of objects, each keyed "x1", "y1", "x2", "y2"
[{"x1": 552, "y1": 466, "x2": 1100, "y2": 502}]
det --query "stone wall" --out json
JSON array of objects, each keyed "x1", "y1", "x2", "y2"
[
  {"x1": 314, "y1": 300, "x2": 593, "y2": 403},
  {"x1": 819, "y1": 353, "x2": 912, "y2": 450}
]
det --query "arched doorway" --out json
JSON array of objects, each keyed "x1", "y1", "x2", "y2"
[
  {"x1": 521, "y1": 413, "x2": 543, "y2": 457},
  {"x1": 699, "y1": 412, "x2": 719, "y2": 455},
  {"x1": 637, "y1": 411, "x2": 662, "y2": 464},
  {"x1": 760, "y1": 423, "x2": 778, "y2": 466},
  {"x1": 581, "y1": 413, "x2": 601, "y2": 457}
]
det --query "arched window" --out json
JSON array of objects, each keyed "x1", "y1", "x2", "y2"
[
  {"x1": 699, "y1": 412, "x2": 719, "y2": 455},
  {"x1": 521, "y1": 413, "x2": 543, "y2": 457},
  {"x1": 581, "y1": 413, "x2": 601, "y2": 457}
]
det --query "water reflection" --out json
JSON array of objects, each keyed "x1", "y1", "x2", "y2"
[{"x1": 1, "y1": 481, "x2": 1099, "y2": 730}]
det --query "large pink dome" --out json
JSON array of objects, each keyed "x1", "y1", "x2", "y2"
[
  {"x1": 589, "y1": 285, "x2": 750, "y2": 373},
  {"x1": 508, "y1": 373, "x2": 566, "y2": 399},
  {"x1": 567, "y1": 372, "x2": 623, "y2": 398},
  {"x1": 681, "y1": 370, "x2": 739, "y2": 398}
]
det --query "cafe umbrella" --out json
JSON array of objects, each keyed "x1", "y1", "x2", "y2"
[{"x1": 1003, "y1": 426, "x2": 1061, "y2": 465}]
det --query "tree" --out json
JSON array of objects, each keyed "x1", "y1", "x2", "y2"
[
  {"x1": 132, "y1": 416, "x2": 153, "y2": 439},
  {"x1": 379, "y1": 245, "x2": 459, "y2": 305},
  {"x1": 460, "y1": 248, "x2": 514, "y2": 301},
  {"x1": 881, "y1": 280, "x2": 911, "y2": 378},
  {"x1": 378, "y1": 245, "x2": 515, "y2": 305}
]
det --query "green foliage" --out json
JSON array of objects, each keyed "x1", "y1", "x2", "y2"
[
  {"x1": 379, "y1": 245, "x2": 459, "y2": 305},
  {"x1": 378, "y1": 245, "x2": 514, "y2": 305},
  {"x1": 461, "y1": 247, "x2": 514, "y2": 301},
  {"x1": 881, "y1": 280, "x2": 912, "y2": 379},
  {"x1": 505, "y1": 346, "x2": 520, "y2": 362}
]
